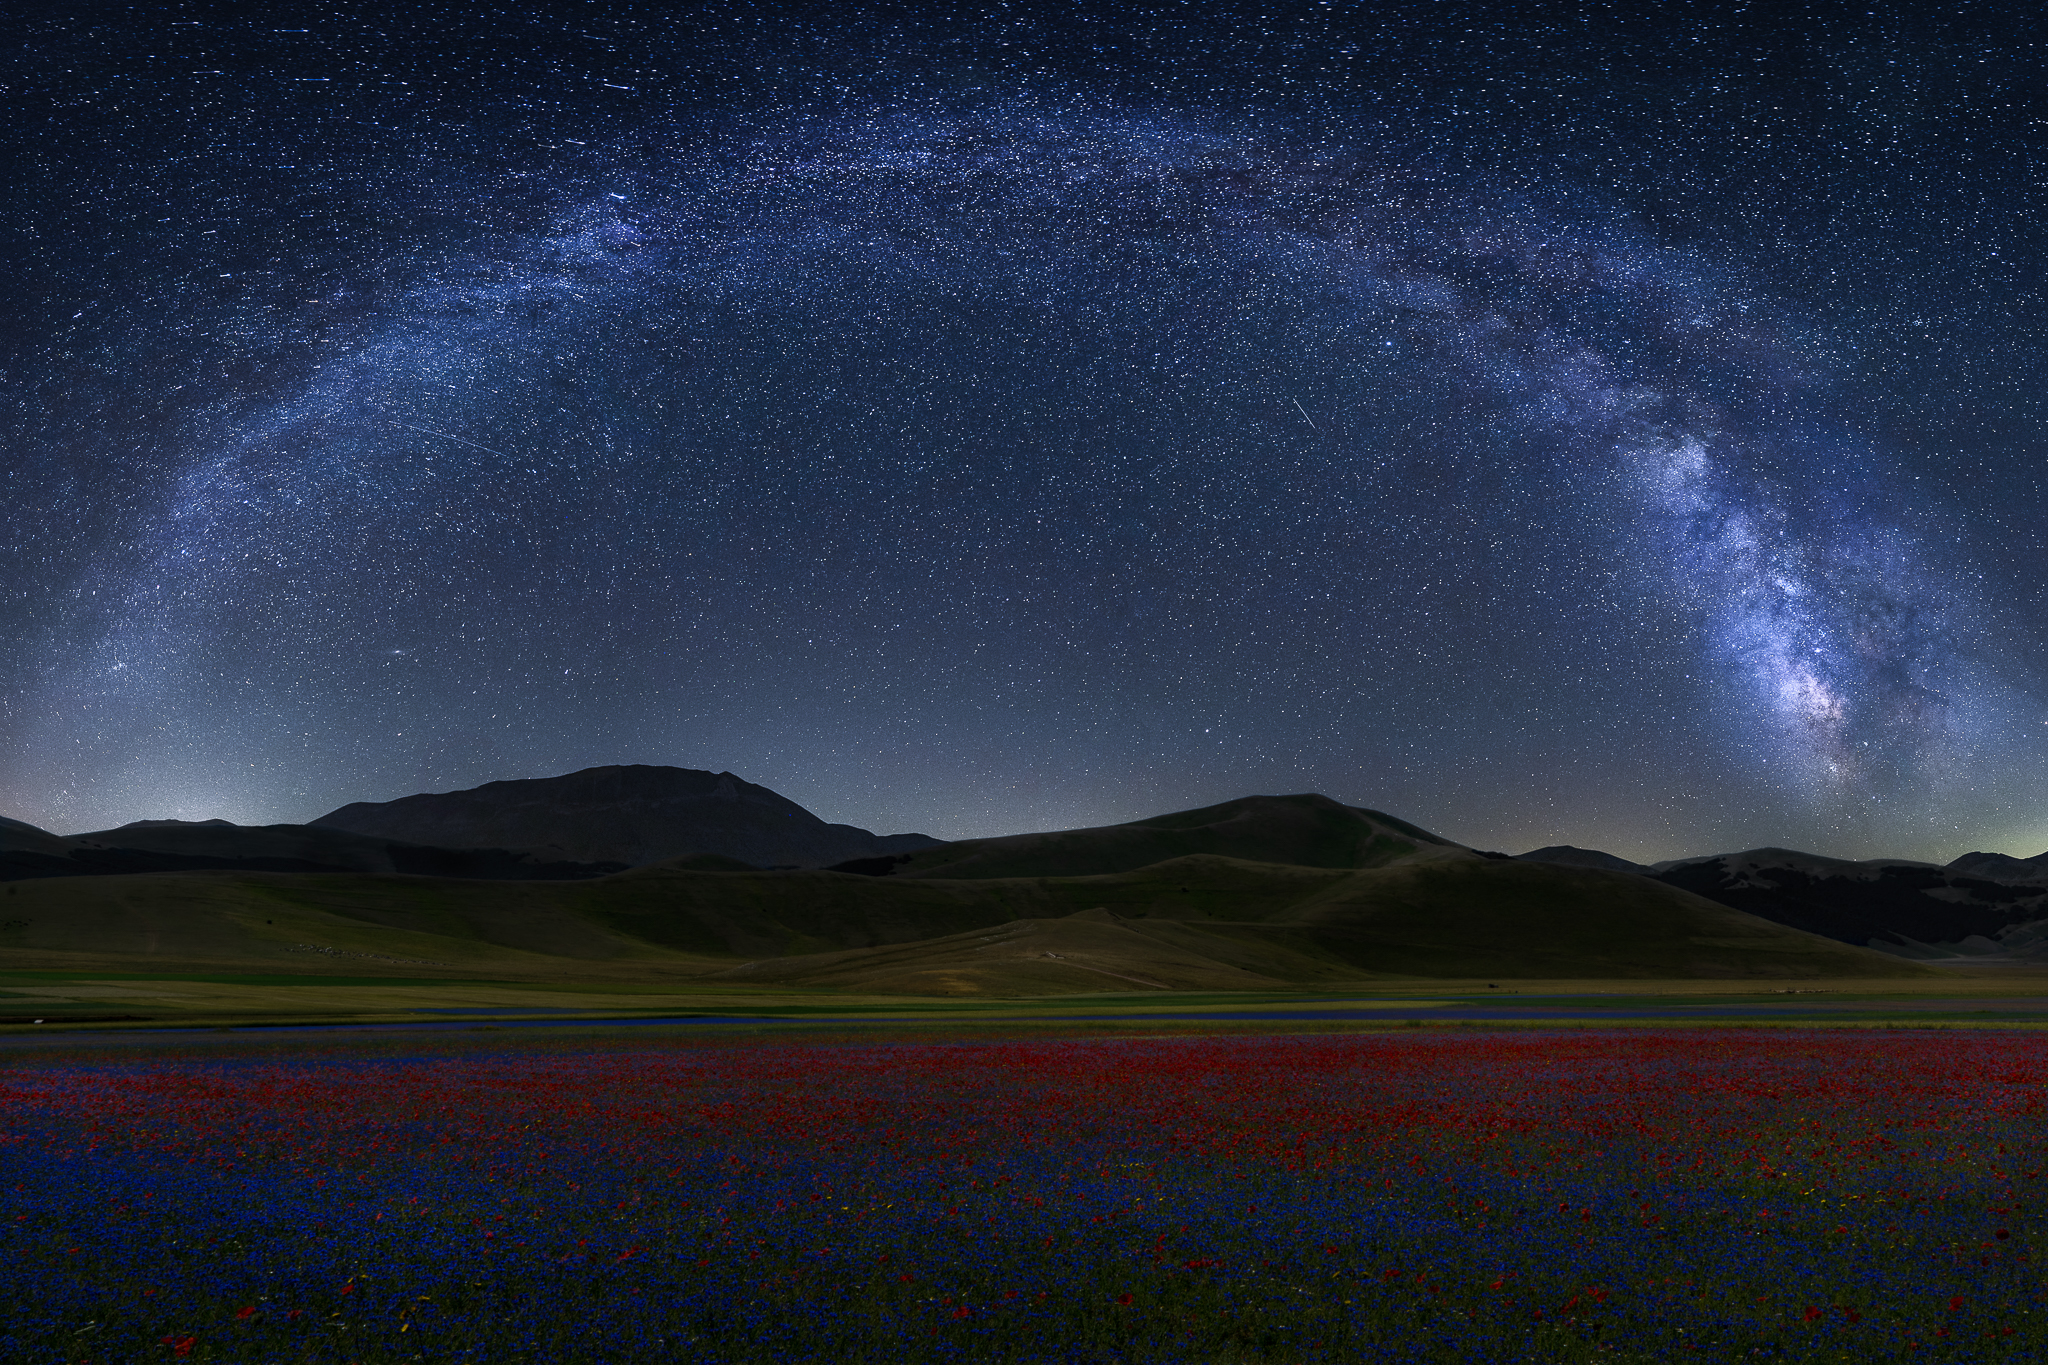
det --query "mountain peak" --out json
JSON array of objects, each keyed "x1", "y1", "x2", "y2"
[
  {"x1": 310, "y1": 765, "x2": 940, "y2": 868},
  {"x1": 835, "y1": 791, "x2": 1470, "y2": 880},
  {"x1": 1516, "y1": 845, "x2": 1648, "y2": 875}
]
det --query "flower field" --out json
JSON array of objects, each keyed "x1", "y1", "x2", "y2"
[{"x1": 4, "y1": 1027, "x2": 2045, "y2": 1363}]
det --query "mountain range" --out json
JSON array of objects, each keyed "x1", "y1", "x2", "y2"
[
  {"x1": 4, "y1": 765, "x2": 2044, "y2": 988},
  {"x1": 1, "y1": 766, "x2": 935, "y2": 884},
  {"x1": 1516, "y1": 844, "x2": 2048, "y2": 959}
]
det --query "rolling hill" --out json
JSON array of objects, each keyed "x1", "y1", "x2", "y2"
[
  {"x1": 717, "y1": 857, "x2": 1932, "y2": 993},
  {"x1": 0, "y1": 850, "x2": 1932, "y2": 991},
  {"x1": 1516, "y1": 845, "x2": 1651, "y2": 875},
  {"x1": 830, "y1": 793, "x2": 1470, "y2": 879}
]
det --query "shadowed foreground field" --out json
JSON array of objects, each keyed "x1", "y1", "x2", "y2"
[
  {"x1": 4, "y1": 1027, "x2": 2045, "y2": 1363},
  {"x1": 10, "y1": 973, "x2": 2048, "y2": 1040}
]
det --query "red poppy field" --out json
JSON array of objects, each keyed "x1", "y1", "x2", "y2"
[{"x1": 3, "y1": 1026, "x2": 2044, "y2": 1362}]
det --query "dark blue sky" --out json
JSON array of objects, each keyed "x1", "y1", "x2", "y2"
[{"x1": 5, "y1": 1, "x2": 2045, "y2": 861}]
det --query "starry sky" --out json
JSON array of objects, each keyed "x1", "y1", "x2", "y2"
[{"x1": 4, "y1": 1, "x2": 2046, "y2": 861}]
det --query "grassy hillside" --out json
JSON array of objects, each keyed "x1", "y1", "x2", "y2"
[
  {"x1": 851, "y1": 794, "x2": 1473, "y2": 880},
  {"x1": 713, "y1": 909, "x2": 1371, "y2": 996},
  {"x1": 1256, "y1": 859, "x2": 1917, "y2": 979},
  {"x1": 0, "y1": 850, "x2": 1932, "y2": 991},
  {"x1": 695, "y1": 858, "x2": 1932, "y2": 994},
  {"x1": 0, "y1": 871, "x2": 651, "y2": 977}
]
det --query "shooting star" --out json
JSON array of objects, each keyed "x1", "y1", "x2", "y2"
[
  {"x1": 1292, "y1": 397, "x2": 1317, "y2": 430},
  {"x1": 392, "y1": 423, "x2": 510, "y2": 458}
]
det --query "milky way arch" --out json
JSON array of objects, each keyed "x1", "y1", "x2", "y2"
[{"x1": 30, "y1": 104, "x2": 2016, "y2": 829}]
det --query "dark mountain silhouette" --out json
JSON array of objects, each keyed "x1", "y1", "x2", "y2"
[
  {"x1": 1, "y1": 814, "x2": 624, "y2": 883},
  {"x1": 1, "y1": 813, "x2": 74, "y2": 859},
  {"x1": 1516, "y1": 845, "x2": 1650, "y2": 875},
  {"x1": 1945, "y1": 850, "x2": 2048, "y2": 880},
  {"x1": 1647, "y1": 847, "x2": 2048, "y2": 950},
  {"x1": 827, "y1": 793, "x2": 1470, "y2": 880},
  {"x1": 1506, "y1": 842, "x2": 2048, "y2": 955},
  {"x1": 311, "y1": 764, "x2": 942, "y2": 869}
]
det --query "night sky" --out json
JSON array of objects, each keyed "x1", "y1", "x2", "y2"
[{"x1": 5, "y1": 2, "x2": 2046, "y2": 862}]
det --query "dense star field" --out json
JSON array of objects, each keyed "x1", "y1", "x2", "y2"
[
  {"x1": 4, "y1": 2, "x2": 2046, "y2": 859},
  {"x1": 4, "y1": 1029, "x2": 2045, "y2": 1362}
]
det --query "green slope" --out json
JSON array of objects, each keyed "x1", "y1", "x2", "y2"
[
  {"x1": 0, "y1": 871, "x2": 651, "y2": 975},
  {"x1": 0, "y1": 850, "x2": 1932, "y2": 989},
  {"x1": 1199, "y1": 859, "x2": 1917, "y2": 980},
  {"x1": 711, "y1": 908, "x2": 1375, "y2": 996},
  {"x1": 695, "y1": 857, "x2": 1932, "y2": 992}
]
